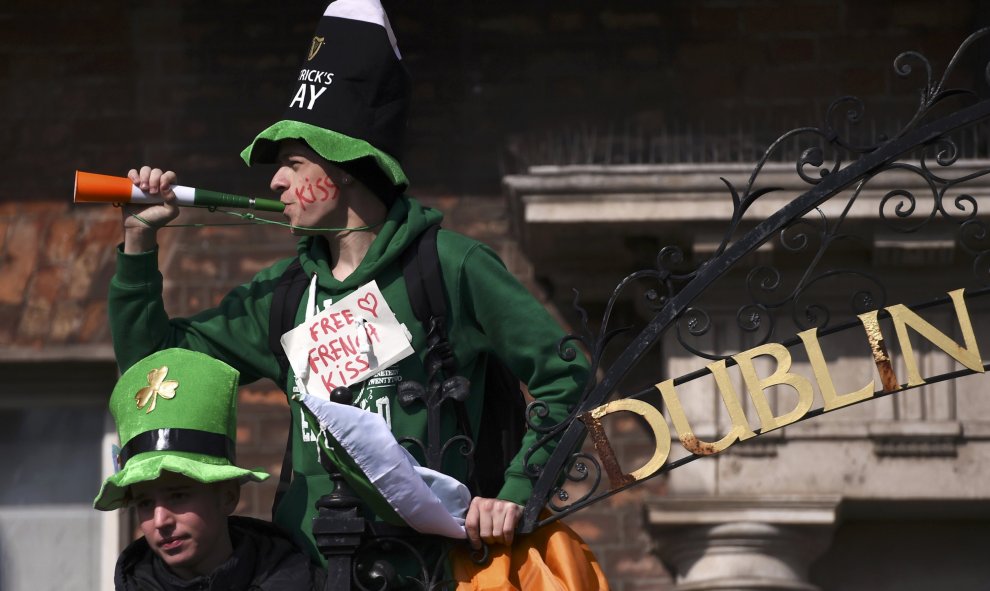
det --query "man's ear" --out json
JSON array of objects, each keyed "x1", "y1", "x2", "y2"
[{"x1": 217, "y1": 480, "x2": 241, "y2": 516}]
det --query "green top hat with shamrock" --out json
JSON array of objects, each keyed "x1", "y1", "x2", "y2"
[
  {"x1": 241, "y1": 0, "x2": 411, "y2": 204},
  {"x1": 93, "y1": 349, "x2": 269, "y2": 511}
]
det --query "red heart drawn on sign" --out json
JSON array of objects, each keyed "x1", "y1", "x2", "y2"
[{"x1": 357, "y1": 292, "x2": 379, "y2": 318}]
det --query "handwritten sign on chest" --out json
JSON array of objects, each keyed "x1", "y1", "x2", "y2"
[{"x1": 280, "y1": 280, "x2": 414, "y2": 399}]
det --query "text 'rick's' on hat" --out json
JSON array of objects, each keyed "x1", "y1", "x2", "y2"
[
  {"x1": 241, "y1": 0, "x2": 411, "y2": 204},
  {"x1": 93, "y1": 349, "x2": 269, "y2": 511}
]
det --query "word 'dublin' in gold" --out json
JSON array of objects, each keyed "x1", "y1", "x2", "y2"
[{"x1": 579, "y1": 288, "x2": 984, "y2": 491}]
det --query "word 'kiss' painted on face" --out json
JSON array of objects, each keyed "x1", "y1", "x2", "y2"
[{"x1": 294, "y1": 176, "x2": 338, "y2": 210}]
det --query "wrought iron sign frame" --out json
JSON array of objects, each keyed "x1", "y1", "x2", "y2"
[
  {"x1": 313, "y1": 26, "x2": 990, "y2": 591},
  {"x1": 519, "y1": 26, "x2": 990, "y2": 533}
]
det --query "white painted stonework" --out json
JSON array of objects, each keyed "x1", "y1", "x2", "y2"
[{"x1": 506, "y1": 162, "x2": 990, "y2": 590}]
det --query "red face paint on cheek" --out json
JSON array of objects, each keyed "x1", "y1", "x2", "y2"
[
  {"x1": 314, "y1": 180, "x2": 330, "y2": 201},
  {"x1": 319, "y1": 177, "x2": 339, "y2": 201},
  {"x1": 293, "y1": 186, "x2": 309, "y2": 210},
  {"x1": 296, "y1": 177, "x2": 319, "y2": 209},
  {"x1": 297, "y1": 176, "x2": 338, "y2": 207}
]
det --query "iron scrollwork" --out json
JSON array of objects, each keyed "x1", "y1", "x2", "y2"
[
  {"x1": 520, "y1": 27, "x2": 990, "y2": 532},
  {"x1": 313, "y1": 26, "x2": 990, "y2": 584}
]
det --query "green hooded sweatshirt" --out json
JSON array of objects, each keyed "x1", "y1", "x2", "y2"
[{"x1": 109, "y1": 196, "x2": 588, "y2": 562}]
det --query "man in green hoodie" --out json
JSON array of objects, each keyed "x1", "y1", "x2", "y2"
[{"x1": 109, "y1": 0, "x2": 588, "y2": 567}]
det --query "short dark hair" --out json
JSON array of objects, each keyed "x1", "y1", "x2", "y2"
[{"x1": 336, "y1": 156, "x2": 402, "y2": 209}]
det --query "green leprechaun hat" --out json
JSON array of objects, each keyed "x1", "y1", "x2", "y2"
[
  {"x1": 241, "y1": 0, "x2": 411, "y2": 204},
  {"x1": 93, "y1": 349, "x2": 269, "y2": 511}
]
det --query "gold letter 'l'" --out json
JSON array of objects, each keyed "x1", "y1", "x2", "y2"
[{"x1": 799, "y1": 327, "x2": 874, "y2": 411}]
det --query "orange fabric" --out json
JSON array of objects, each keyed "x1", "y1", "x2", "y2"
[
  {"x1": 74, "y1": 171, "x2": 134, "y2": 203},
  {"x1": 451, "y1": 518, "x2": 610, "y2": 591}
]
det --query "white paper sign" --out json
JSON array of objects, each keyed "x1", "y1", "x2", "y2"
[{"x1": 280, "y1": 280, "x2": 414, "y2": 399}]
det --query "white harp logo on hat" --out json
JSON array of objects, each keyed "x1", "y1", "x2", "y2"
[{"x1": 308, "y1": 36, "x2": 325, "y2": 61}]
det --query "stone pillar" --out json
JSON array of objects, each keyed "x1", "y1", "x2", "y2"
[{"x1": 647, "y1": 496, "x2": 840, "y2": 591}]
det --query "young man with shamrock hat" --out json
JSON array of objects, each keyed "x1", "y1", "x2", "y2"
[
  {"x1": 108, "y1": 0, "x2": 590, "y2": 567},
  {"x1": 94, "y1": 348, "x2": 325, "y2": 590}
]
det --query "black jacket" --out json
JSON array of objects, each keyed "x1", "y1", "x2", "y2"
[{"x1": 114, "y1": 516, "x2": 326, "y2": 591}]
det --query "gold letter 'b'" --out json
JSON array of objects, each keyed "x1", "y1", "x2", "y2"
[{"x1": 733, "y1": 343, "x2": 815, "y2": 433}]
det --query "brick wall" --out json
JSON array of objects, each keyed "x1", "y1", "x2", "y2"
[
  {"x1": 3, "y1": 1, "x2": 985, "y2": 589},
  {"x1": 3, "y1": 1, "x2": 981, "y2": 201}
]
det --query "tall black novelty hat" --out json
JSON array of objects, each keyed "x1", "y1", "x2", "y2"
[{"x1": 241, "y1": 0, "x2": 411, "y2": 195}]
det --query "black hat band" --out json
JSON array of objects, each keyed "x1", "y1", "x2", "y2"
[{"x1": 118, "y1": 428, "x2": 236, "y2": 469}]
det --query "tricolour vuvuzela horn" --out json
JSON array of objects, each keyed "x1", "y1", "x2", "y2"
[{"x1": 73, "y1": 170, "x2": 285, "y2": 213}]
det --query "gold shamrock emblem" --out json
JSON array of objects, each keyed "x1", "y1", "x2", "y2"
[{"x1": 135, "y1": 366, "x2": 178, "y2": 413}]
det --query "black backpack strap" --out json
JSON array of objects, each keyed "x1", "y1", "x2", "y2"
[
  {"x1": 402, "y1": 224, "x2": 459, "y2": 376},
  {"x1": 402, "y1": 225, "x2": 446, "y2": 320},
  {"x1": 409, "y1": 230, "x2": 525, "y2": 499},
  {"x1": 267, "y1": 258, "x2": 309, "y2": 517},
  {"x1": 269, "y1": 259, "x2": 308, "y2": 384},
  {"x1": 401, "y1": 225, "x2": 482, "y2": 489}
]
